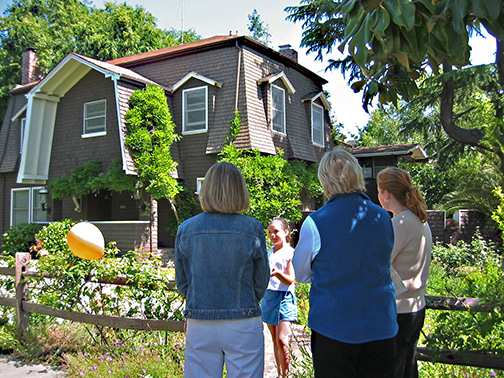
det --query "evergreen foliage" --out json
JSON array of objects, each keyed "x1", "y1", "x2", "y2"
[
  {"x1": 247, "y1": 9, "x2": 271, "y2": 46},
  {"x1": 125, "y1": 84, "x2": 180, "y2": 201}
]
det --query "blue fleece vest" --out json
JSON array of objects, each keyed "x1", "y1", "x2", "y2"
[{"x1": 308, "y1": 191, "x2": 398, "y2": 343}]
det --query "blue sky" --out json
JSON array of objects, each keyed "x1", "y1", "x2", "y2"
[{"x1": 0, "y1": 0, "x2": 497, "y2": 136}]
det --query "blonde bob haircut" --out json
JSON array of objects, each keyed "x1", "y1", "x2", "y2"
[
  {"x1": 199, "y1": 162, "x2": 250, "y2": 214},
  {"x1": 318, "y1": 148, "x2": 365, "y2": 198}
]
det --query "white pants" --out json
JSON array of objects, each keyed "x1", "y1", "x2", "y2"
[{"x1": 184, "y1": 316, "x2": 264, "y2": 378}]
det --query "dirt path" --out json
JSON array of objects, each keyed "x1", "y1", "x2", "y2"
[
  {"x1": 0, "y1": 354, "x2": 67, "y2": 378},
  {"x1": 263, "y1": 322, "x2": 310, "y2": 378}
]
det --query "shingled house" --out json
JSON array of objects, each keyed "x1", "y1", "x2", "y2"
[{"x1": 0, "y1": 35, "x2": 334, "y2": 252}]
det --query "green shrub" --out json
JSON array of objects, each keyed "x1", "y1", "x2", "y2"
[
  {"x1": 1, "y1": 223, "x2": 44, "y2": 258},
  {"x1": 295, "y1": 282, "x2": 310, "y2": 328},
  {"x1": 430, "y1": 230, "x2": 501, "y2": 270},
  {"x1": 0, "y1": 324, "x2": 20, "y2": 353},
  {"x1": 425, "y1": 234, "x2": 504, "y2": 354}
]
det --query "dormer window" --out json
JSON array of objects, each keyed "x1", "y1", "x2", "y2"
[
  {"x1": 271, "y1": 84, "x2": 286, "y2": 135},
  {"x1": 311, "y1": 103, "x2": 324, "y2": 146},
  {"x1": 83, "y1": 99, "x2": 106, "y2": 137},
  {"x1": 183, "y1": 86, "x2": 208, "y2": 134}
]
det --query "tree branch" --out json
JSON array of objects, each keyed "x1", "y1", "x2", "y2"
[{"x1": 439, "y1": 62, "x2": 485, "y2": 147}]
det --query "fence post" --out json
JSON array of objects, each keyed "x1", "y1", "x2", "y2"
[{"x1": 15, "y1": 252, "x2": 31, "y2": 340}]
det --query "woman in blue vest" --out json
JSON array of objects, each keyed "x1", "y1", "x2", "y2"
[{"x1": 293, "y1": 148, "x2": 398, "y2": 378}]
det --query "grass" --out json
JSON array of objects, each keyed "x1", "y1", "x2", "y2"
[{"x1": 0, "y1": 316, "x2": 185, "y2": 378}]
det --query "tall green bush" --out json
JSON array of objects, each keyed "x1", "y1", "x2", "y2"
[
  {"x1": 125, "y1": 84, "x2": 180, "y2": 201},
  {"x1": 219, "y1": 113, "x2": 323, "y2": 226}
]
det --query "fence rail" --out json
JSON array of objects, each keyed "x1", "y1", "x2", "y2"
[{"x1": 1, "y1": 253, "x2": 504, "y2": 370}]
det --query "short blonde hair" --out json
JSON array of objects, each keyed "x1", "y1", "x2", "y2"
[
  {"x1": 199, "y1": 162, "x2": 250, "y2": 213},
  {"x1": 318, "y1": 148, "x2": 365, "y2": 198}
]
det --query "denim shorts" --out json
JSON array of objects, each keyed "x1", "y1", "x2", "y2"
[{"x1": 261, "y1": 289, "x2": 298, "y2": 325}]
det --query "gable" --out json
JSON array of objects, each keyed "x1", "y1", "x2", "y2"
[{"x1": 17, "y1": 53, "x2": 164, "y2": 184}]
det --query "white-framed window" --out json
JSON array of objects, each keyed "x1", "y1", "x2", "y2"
[
  {"x1": 271, "y1": 84, "x2": 286, "y2": 134},
  {"x1": 83, "y1": 99, "x2": 106, "y2": 137},
  {"x1": 195, "y1": 177, "x2": 205, "y2": 194},
  {"x1": 311, "y1": 103, "x2": 324, "y2": 146},
  {"x1": 183, "y1": 86, "x2": 207, "y2": 134},
  {"x1": 11, "y1": 187, "x2": 47, "y2": 226},
  {"x1": 20, "y1": 118, "x2": 26, "y2": 153}
]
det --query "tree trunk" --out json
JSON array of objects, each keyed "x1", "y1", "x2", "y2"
[{"x1": 439, "y1": 62, "x2": 484, "y2": 146}]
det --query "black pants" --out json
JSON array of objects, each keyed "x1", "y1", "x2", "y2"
[
  {"x1": 311, "y1": 330, "x2": 396, "y2": 378},
  {"x1": 394, "y1": 308, "x2": 426, "y2": 378}
]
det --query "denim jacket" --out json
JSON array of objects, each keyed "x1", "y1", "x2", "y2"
[{"x1": 175, "y1": 212, "x2": 269, "y2": 320}]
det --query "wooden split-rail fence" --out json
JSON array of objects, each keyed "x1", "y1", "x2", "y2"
[{"x1": 1, "y1": 253, "x2": 504, "y2": 370}]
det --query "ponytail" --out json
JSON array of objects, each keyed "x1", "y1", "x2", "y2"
[{"x1": 377, "y1": 167, "x2": 428, "y2": 223}]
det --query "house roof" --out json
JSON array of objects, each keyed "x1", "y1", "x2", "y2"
[
  {"x1": 351, "y1": 144, "x2": 428, "y2": 161},
  {"x1": 108, "y1": 35, "x2": 328, "y2": 86}
]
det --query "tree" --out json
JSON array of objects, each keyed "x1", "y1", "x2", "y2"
[
  {"x1": 286, "y1": 1, "x2": 504, "y2": 146},
  {"x1": 125, "y1": 84, "x2": 180, "y2": 202},
  {"x1": 247, "y1": 8, "x2": 271, "y2": 46},
  {"x1": 0, "y1": 0, "x2": 200, "y2": 121},
  {"x1": 287, "y1": 0, "x2": 504, "y2": 214}
]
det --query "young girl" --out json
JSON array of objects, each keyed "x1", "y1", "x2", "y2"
[{"x1": 261, "y1": 218, "x2": 297, "y2": 377}]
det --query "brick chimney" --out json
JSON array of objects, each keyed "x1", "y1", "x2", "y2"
[
  {"x1": 21, "y1": 47, "x2": 41, "y2": 85},
  {"x1": 279, "y1": 44, "x2": 298, "y2": 63}
]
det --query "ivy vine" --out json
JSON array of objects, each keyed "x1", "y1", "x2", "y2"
[{"x1": 48, "y1": 160, "x2": 136, "y2": 200}]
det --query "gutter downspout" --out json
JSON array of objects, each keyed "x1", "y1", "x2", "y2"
[{"x1": 235, "y1": 41, "x2": 242, "y2": 112}]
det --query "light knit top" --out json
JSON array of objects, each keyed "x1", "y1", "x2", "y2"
[
  {"x1": 266, "y1": 246, "x2": 295, "y2": 293},
  {"x1": 392, "y1": 209, "x2": 433, "y2": 314}
]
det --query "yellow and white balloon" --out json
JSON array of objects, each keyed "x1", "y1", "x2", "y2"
[{"x1": 67, "y1": 222, "x2": 105, "y2": 260}]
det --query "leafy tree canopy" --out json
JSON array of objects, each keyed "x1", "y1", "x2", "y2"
[
  {"x1": 0, "y1": 0, "x2": 200, "y2": 120},
  {"x1": 286, "y1": 0, "x2": 504, "y2": 108}
]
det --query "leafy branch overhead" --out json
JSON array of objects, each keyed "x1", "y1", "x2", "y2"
[
  {"x1": 287, "y1": 0, "x2": 504, "y2": 192},
  {"x1": 286, "y1": 0, "x2": 504, "y2": 108}
]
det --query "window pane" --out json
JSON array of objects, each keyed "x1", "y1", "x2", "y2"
[
  {"x1": 86, "y1": 102, "x2": 105, "y2": 118},
  {"x1": 85, "y1": 118, "x2": 106, "y2": 132},
  {"x1": 272, "y1": 86, "x2": 285, "y2": 133},
  {"x1": 84, "y1": 101, "x2": 106, "y2": 134},
  {"x1": 32, "y1": 190, "x2": 47, "y2": 222},
  {"x1": 12, "y1": 190, "x2": 29, "y2": 225},
  {"x1": 12, "y1": 210, "x2": 29, "y2": 225},
  {"x1": 312, "y1": 104, "x2": 324, "y2": 145},
  {"x1": 184, "y1": 88, "x2": 206, "y2": 132},
  {"x1": 13, "y1": 190, "x2": 29, "y2": 208}
]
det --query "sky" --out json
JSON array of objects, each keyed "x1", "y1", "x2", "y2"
[{"x1": 0, "y1": 0, "x2": 498, "y2": 137}]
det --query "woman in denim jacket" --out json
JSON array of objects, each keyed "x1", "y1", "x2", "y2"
[{"x1": 175, "y1": 162, "x2": 269, "y2": 378}]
